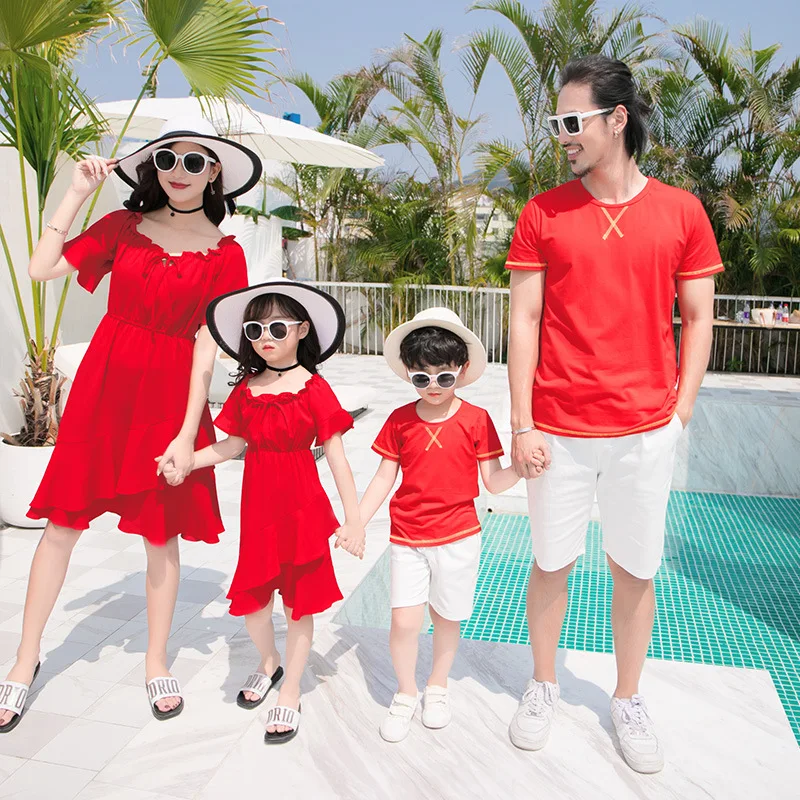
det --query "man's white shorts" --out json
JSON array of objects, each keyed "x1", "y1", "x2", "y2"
[
  {"x1": 390, "y1": 535, "x2": 481, "y2": 621},
  {"x1": 527, "y1": 414, "x2": 684, "y2": 580}
]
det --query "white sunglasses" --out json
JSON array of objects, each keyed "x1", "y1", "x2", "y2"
[
  {"x1": 407, "y1": 366, "x2": 462, "y2": 389},
  {"x1": 243, "y1": 319, "x2": 302, "y2": 342},
  {"x1": 546, "y1": 108, "x2": 614, "y2": 137},
  {"x1": 153, "y1": 148, "x2": 217, "y2": 175}
]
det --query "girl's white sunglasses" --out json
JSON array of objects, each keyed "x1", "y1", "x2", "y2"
[
  {"x1": 243, "y1": 319, "x2": 302, "y2": 342},
  {"x1": 546, "y1": 108, "x2": 614, "y2": 137},
  {"x1": 153, "y1": 148, "x2": 216, "y2": 175},
  {"x1": 407, "y1": 366, "x2": 462, "y2": 389}
]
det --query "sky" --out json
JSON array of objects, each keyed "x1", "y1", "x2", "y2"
[{"x1": 73, "y1": 0, "x2": 800, "y2": 175}]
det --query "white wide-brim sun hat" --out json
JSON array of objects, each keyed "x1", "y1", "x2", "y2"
[
  {"x1": 383, "y1": 307, "x2": 487, "y2": 386},
  {"x1": 206, "y1": 279, "x2": 346, "y2": 362},
  {"x1": 115, "y1": 116, "x2": 262, "y2": 199}
]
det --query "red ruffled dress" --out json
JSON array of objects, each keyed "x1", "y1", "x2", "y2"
[
  {"x1": 28, "y1": 209, "x2": 248, "y2": 545},
  {"x1": 213, "y1": 373, "x2": 353, "y2": 619}
]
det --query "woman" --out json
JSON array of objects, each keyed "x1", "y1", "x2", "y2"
[{"x1": 0, "y1": 117, "x2": 261, "y2": 730}]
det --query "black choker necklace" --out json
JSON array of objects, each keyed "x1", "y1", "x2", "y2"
[
  {"x1": 167, "y1": 201, "x2": 204, "y2": 217},
  {"x1": 264, "y1": 362, "x2": 301, "y2": 377}
]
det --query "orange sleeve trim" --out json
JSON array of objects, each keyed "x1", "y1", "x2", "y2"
[
  {"x1": 505, "y1": 260, "x2": 547, "y2": 270},
  {"x1": 536, "y1": 414, "x2": 674, "y2": 439},
  {"x1": 476, "y1": 448, "x2": 504, "y2": 461},
  {"x1": 677, "y1": 263, "x2": 724, "y2": 278},
  {"x1": 372, "y1": 443, "x2": 400, "y2": 461},
  {"x1": 390, "y1": 525, "x2": 481, "y2": 547}
]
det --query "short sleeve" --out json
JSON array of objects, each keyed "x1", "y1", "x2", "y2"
[
  {"x1": 505, "y1": 200, "x2": 547, "y2": 272},
  {"x1": 309, "y1": 377, "x2": 353, "y2": 445},
  {"x1": 474, "y1": 410, "x2": 504, "y2": 461},
  {"x1": 209, "y1": 241, "x2": 249, "y2": 301},
  {"x1": 372, "y1": 413, "x2": 400, "y2": 462},
  {"x1": 677, "y1": 198, "x2": 724, "y2": 280},
  {"x1": 213, "y1": 380, "x2": 247, "y2": 438},
  {"x1": 63, "y1": 209, "x2": 129, "y2": 293}
]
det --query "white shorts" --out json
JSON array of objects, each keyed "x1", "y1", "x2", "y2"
[
  {"x1": 527, "y1": 414, "x2": 684, "y2": 580},
  {"x1": 390, "y1": 535, "x2": 482, "y2": 621}
]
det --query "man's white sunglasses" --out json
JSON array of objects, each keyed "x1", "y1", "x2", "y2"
[{"x1": 546, "y1": 108, "x2": 614, "y2": 137}]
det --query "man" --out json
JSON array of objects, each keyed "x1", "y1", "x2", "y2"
[{"x1": 506, "y1": 54, "x2": 721, "y2": 774}]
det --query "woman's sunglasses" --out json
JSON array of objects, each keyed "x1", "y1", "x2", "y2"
[
  {"x1": 153, "y1": 148, "x2": 216, "y2": 175},
  {"x1": 243, "y1": 319, "x2": 302, "y2": 342},
  {"x1": 407, "y1": 367, "x2": 462, "y2": 389},
  {"x1": 546, "y1": 108, "x2": 613, "y2": 137}
]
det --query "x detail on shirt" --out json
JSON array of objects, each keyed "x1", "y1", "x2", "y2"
[
  {"x1": 424, "y1": 426, "x2": 443, "y2": 451},
  {"x1": 601, "y1": 206, "x2": 628, "y2": 240}
]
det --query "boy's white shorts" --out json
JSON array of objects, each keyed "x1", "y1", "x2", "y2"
[
  {"x1": 527, "y1": 414, "x2": 684, "y2": 580},
  {"x1": 390, "y1": 534, "x2": 481, "y2": 621}
]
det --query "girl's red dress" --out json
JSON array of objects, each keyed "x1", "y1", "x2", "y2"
[
  {"x1": 213, "y1": 373, "x2": 353, "y2": 619},
  {"x1": 28, "y1": 209, "x2": 247, "y2": 545}
]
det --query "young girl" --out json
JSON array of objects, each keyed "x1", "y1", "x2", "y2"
[
  {"x1": 161, "y1": 280, "x2": 365, "y2": 744},
  {"x1": 0, "y1": 116, "x2": 262, "y2": 732}
]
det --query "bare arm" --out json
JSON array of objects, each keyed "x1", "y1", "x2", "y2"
[
  {"x1": 324, "y1": 433, "x2": 365, "y2": 559},
  {"x1": 28, "y1": 157, "x2": 117, "y2": 281},
  {"x1": 508, "y1": 270, "x2": 551, "y2": 477},
  {"x1": 358, "y1": 458, "x2": 400, "y2": 526},
  {"x1": 675, "y1": 276, "x2": 716, "y2": 427},
  {"x1": 479, "y1": 458, "x2": 522, "y2": 494},
  {"x1": 194, "y1": 435, "x2": 246, "y2": 469}
]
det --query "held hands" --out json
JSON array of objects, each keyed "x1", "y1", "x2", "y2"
[
  {"x1": 334, "y1": 519, "x2": 366, "y2": 560},
  {"x1": 155, "y1": 436, "x2": 196, "y2": 486},
  {"x1": 71, "y1": 156, "x2": 118, "y2": 199},
  {"x1": 511, "y1": 429, "x2": 551, "y2": 480}
]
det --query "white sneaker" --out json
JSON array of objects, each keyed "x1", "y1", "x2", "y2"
[
  {"x1": 422, "y1": 685, "x2": 451, "y2": 729},
  {"x1": 508, "y1": 679, "x2": 560, "y2": 750},
  {"x1": 379, "y1": 693, "x2": 418, "y2": 742},
  {"x1": 610, "y1": 695, "x2": 664, "y2": 774}
]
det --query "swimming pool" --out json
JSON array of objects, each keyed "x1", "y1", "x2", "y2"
[{"x1": 335, "y1": 491, "x2": 800, "y2": 744}]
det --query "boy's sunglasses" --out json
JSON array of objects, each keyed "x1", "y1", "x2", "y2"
[
  {"x1": 546, "y1": 108, "x2": 614, "y2": 137},
  {"x1": 243, "y1": 319, "x2": 302, "y2": 342},
  {"x1": 407, "y1": 367, "x2": 462, "y2": 389},
  {"x1": 153, "y1": 148, "x2": 216, "y2": 175}
]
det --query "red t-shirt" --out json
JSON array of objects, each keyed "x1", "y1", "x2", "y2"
[
  {"x1": 372, "y1": 400, "x2": 503, "y2": 547},
  {"x1": 506, "y1": 178, "x2": 723, "y2": 438}
]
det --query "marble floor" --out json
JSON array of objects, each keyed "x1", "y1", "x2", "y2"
[{"x1": 0, "y1": 355, "x2": 798, "y2": 799}]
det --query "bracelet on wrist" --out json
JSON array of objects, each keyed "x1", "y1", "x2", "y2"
[
  {"x1": 512, "y1": 426, "x2": 535, "y2": 436},
  {"x1": 46, "y1": 221, "x2": 69, "y2": 236}
]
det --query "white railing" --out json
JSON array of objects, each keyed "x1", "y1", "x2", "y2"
[{"x1": 312, "y1": 282, "x2": 800, "y2": 375}]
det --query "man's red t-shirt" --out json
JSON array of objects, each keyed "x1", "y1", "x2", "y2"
[
  {"x1": 372, "y1": 400, "x2": 503, "y2": 547},
  {"x1": 506, "y1": 177, "x2": 723, "y2": 438}
]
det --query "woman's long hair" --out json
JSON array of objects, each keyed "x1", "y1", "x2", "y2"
[
  {"x1": 123, "y1": 143, "x2": 227, "y2": 225},
  {"x1": 231, "y1": 293, "x2": 322, "y2": 385}
]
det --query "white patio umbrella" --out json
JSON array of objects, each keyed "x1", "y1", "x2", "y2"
[{"x1": 96, "y1": 97, "x2": 383, "y2": 169}]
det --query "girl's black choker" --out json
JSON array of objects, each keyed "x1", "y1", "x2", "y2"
[
  {"x1": 264, "y1": 362, "x2": 301, "y2": 377},
  {"x1": 167, "y1": 201, "x2": 204, "y2": 217}
]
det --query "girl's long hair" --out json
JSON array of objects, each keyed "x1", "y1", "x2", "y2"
[
  {"x1": 123, "y1": 144, "x2": 227, "y2": 225},
  {"x1": 231, "y1": 293, "x2": 321, "y2": 385}
]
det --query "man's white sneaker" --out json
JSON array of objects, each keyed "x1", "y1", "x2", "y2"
[
  {"x1": 422, "y1": 685, "x2": 451, "y2": 729},
  {"x1": 610, "y1": 695, "x2": 664, "y2": 774},
  {"x1": 379, "y1": 693, "x2": 418, "y2": 743},
  {"x1": 508, "y1": 679, "x2": 560, "y2": 750}
]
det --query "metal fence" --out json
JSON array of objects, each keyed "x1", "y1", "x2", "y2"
[{"x1": 313, "y1": 282, "x2": 800, "y2": 376}]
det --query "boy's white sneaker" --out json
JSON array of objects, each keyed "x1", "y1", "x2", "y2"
[
  {"x1": 422, "y1": 685, "x2": 451, "y2": 729},
  {"x1": 610, "y1": 694, "x2": 664, "y2": 774},
  {"x1": 508, "y1": 679, "x2": 560, "y2": 750},
  {"x1": 379, "y1": 692, "x2": 418, "y2": 743}
]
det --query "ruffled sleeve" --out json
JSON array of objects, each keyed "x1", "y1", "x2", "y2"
[
  {"x1": 308, "y1": 376, "x2": 353, "y2": 446},
  {"x1": 209, "y1": 240, "x2": 248, "y2": 301},
  {"x1": 63, "y1": 209, "x2": 130, "y2": 293},
  {"x1": 214, "y1": 379, "x2": 248, "y2": 439}
]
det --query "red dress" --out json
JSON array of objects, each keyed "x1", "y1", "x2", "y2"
[
  {"x1": 213, "y1": 373, "x2": 353, "y2": 618},
  {"x1": 28, "y1": 209, "x2": 247, "y2": 545}
]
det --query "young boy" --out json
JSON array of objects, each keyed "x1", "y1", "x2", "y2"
[{"x1": 359, "y1": 308, "x2": 542, "y2": 742}]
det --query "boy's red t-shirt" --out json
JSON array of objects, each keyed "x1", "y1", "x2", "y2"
[
  {"x1": 372, "y1": 400, "x2": 503, "y2": 547},
  {"x1": 506, "y1": 178, "x2": 724, "y2": 438}
]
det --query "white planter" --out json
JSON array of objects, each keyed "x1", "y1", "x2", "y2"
[{"x1": 0, "y1": 440, "x2": 53, "y2": 528}]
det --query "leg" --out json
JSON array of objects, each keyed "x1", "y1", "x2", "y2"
[
  {"x1": 390, "y1": 604, "x2": 426, "y2": 696},
  {"x1": 242, "y1": 596, "x2": 281, "y2": 702},
  {"x1": 143, "y1": 536, "x2": 181, "y2": 713},
  {"x1": 427, "y1": 606, "x2": 461, "y2": 688},
  {"x1": 608, "y1": 556, "x2": 654, "y2": 698},
  {"x1": 268, "y1": 604, "x2": 313, "y2": 734},
  {"x1": 528, "y1": 561, "x2": 574, "y2": 683},
  {"x1": 0, "y1": 522, "x2": 82, "y2": 727}
]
